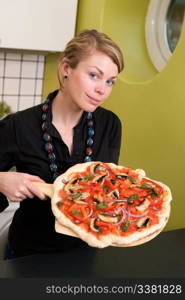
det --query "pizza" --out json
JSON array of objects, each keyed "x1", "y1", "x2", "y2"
[{"x1": 51, "y1": 162, "x2": 172, "y2": 248}]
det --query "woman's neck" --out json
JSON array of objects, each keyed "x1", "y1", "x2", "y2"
[{"x1": 52, "y1": 90, "x2": 83, "y2": 129}]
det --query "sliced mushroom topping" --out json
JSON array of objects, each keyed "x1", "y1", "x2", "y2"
[
  {"x1": 107, "y1": 189, "x2": 119, "y2": 199},
  {"x1": 64, "y1": 183, "x2": 82, "y2": 194},
  {"x1": 70, "y1": 178, "x2": 80, "y2": 184},
  {"x1": 116, "y1": 173, "x2": 128, "y2": 179},
  {"x1": 72, "y1": 192, "x2": 90, "y2": 204},
  {"x1": 63, "y1": 175, "x2": 83, "y2": 194},
  {"x1": 90, "y1": 162, "x2": 107, "y2": 174},
  {"x1": 73, "y1": 199, "x2": 87, "y2": 205},
  {"x1": 136, "y1": 199, "x2": 150, "y2": 212},
  {"x1": 90, "y1": 218, "x2": 100, "y2": 232},
  {"x1": 80, "y1": 192, "x2": 90, "y2": 199},
  {"x1": 113, "y1": 190, "x2": 119, "y2": 199},
  {"x1": 92, "y1": 174, "x2": 107, "y2": 184},
  {"x1": 110, "y1": 179, "x2": 117, "y2": 185},
  {"x1": 94, "y1": 163, "x2": 102, "y2": 173},
  {"x1": 89, "y1": 163, "x2": 100, "y2": 174},
  {"x1": 93, "y1": 193, "x2": 104, "y2": 203},
  {"x1": 136, "y1": 216, "x2": 150, "y2": 228},
  {"x1": 64, "y1": 183, "x2": 73, "y2": 194},
  {"x1": 98, "y1": 213, "x2": 120, "y2": 223}
]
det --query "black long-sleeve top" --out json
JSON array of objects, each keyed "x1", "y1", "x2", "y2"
[{"x1": 0, "y1": 90, "x2": 122, "y2": 257}]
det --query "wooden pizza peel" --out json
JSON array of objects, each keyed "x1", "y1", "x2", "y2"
[{"x1": 34, "y1": 179, "x2": 78, "y2": 235}]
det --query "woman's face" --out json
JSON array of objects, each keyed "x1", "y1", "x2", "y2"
[{"x1": 62, "y1": 50, "x2": 118, "y2": 112}]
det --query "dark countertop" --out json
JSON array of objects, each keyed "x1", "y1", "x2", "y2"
[{"x1": 0, "y1": 228, "x2": 184, "y2": 278}]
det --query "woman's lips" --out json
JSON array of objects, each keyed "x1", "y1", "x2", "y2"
[{"x1": 86, "y1": 94, "x2": 101, "y2": 105}]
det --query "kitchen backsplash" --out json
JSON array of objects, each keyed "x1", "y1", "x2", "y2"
[{"x1": 0, "y1": 51, "x2": 45, "y2": 113}]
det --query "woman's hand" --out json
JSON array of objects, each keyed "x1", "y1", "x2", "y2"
[{"x1": 0, "y1": 172, "x2": 46, "y2": 202}]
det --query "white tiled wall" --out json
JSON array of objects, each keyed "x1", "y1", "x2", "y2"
[{"x1": 0, "y1": 52, "x2": 45, "y2": 113}]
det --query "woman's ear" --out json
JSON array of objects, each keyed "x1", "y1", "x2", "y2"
[{"x1": 59, "y1": 58, "x2": 70, "y2": 78}]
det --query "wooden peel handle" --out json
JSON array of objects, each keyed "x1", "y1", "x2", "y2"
[{"x1": 33, "y1": 182, "x2": 54, "y2": 198}]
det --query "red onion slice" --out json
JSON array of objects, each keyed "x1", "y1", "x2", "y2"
[
  {"x1": 84, "y1": 208, "x2": 93, "y2": 219},
  {"x1": 152, "y1": 207, "x2": 161, "y2": 211},
  {"x1": 128, "y1": 210, "x2": 149, "y2": 219},
  {"x1": 115, "y1": 199, "x2": 127, "y2": 202},
  {"x1": 115, "y1": 206, "x2": 127, "y2": 225},
  {"x1": 62, "y1": 179, "x2": 67, "y2": 184},
  {"x1": 74, "y1": 219, "x2": 81, "y2": 224}
]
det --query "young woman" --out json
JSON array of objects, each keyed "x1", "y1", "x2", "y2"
[{"x1": 0, "y1": 29, "x2": 124, "y2": 257}]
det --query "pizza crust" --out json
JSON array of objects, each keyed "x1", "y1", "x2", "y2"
[
  {"x1": 51, "y1": 162, "x2": 172, "y2": 248},
  {"x1": 55, "y1": 220, "x2": 77, "y2": 237}
]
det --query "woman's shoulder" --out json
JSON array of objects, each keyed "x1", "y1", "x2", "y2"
[
  {"x1": 94, "y1": 106, "x2": 121, "y2": 124},
  {"x1": 7, "y1": 90, "x2": 57, "y2": 123},
  {"x1": 2, "y1": 103, "x2": 42, "y2": 123},
  {"x1": 15, "y1": 103, "x2": 42, "y2": 119},
  {"x1": 0, "y1": 104, "x2": 42, "y2": 134}
]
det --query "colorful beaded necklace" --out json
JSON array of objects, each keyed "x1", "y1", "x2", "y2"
[{"x1": 41, "y1": 98, "x2": 94, "y2": 180}]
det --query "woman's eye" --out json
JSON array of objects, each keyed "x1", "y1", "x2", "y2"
[
  {"x1": 106, "y1": 80, "x2": 114, "y2": 86},
  {"x1": 89, "y1": 73, "x2": 98, "y2": 79}
]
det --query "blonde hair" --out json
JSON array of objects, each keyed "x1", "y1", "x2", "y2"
[{"x1": 58, "y1": 29, "x2": 124, "y2": 89}]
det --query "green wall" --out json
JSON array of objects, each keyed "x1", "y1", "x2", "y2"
[
  {"x1": 43, "y1": 53, "x2": 59, "y2": 99},
  {"x1": 43, "y1": 0, "x2": 185, "y2": 231}
]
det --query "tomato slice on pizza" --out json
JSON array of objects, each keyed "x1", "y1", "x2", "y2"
[{"x1": 51, "y1": 162, "x2": 172, "y2": 248}]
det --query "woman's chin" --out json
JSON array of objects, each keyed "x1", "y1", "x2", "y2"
[{"x1": 83, "y1": 103, "x2": 99, "y2": 113}]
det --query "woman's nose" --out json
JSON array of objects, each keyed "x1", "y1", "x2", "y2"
[{"x1": 95, "y1": 83, "x2": 106, "y2": 95}]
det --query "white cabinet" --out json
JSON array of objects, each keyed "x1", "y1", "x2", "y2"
[{"x1": 0, "y1": 0, "x2": 78, "y2": 52}]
